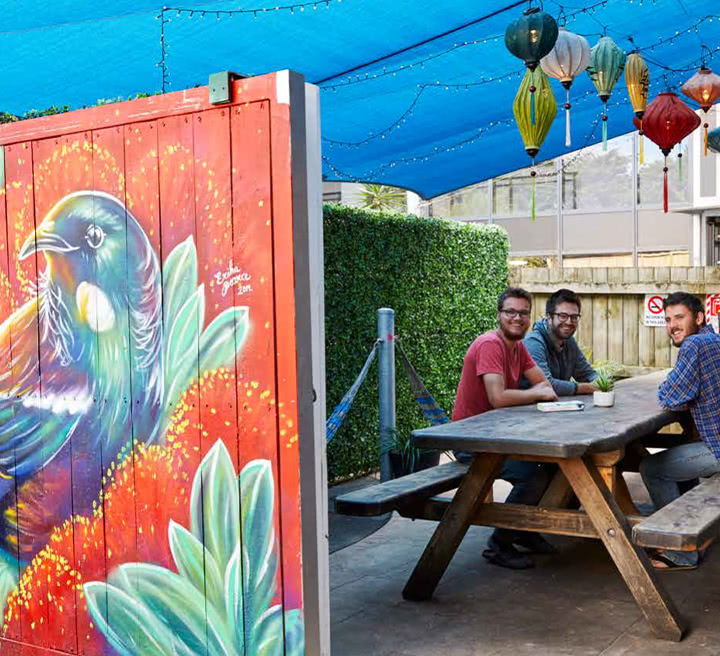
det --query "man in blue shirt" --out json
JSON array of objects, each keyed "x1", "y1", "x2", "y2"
[
  {"x1": 522, "y1": 288, "x2": 598, "y2": 395},
  {"x1": 640, "y1": 292, "x2": 720, "y2": 570}
]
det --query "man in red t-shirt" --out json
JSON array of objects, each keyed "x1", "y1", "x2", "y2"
[{"x1": 453, "y1": 287, "x2": 558, "y2": 570}]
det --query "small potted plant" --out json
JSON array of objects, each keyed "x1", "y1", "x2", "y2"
[
  {"x1": 386, "y1": 429, "x2": 440, "y2": 478},
  {"x1": 593, "y1": 368, "x2": 616, "y2": 407}
]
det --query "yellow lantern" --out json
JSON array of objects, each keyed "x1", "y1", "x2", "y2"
[{"x1": 625, "y1": 52, "x2": 650, "y2": 164}]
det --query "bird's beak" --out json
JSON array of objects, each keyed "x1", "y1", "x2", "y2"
[{"x1": 19, "y1": 222, "x2": 79, "y2": 261}]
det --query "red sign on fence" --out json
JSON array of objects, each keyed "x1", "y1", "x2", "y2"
[{"x1": 644, "y1": 294, "x2": 666, "y2": 327}]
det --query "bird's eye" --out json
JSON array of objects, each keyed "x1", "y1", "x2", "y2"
[{"x1": 85, "y1": 225, "x2": 105, "y2": 249}]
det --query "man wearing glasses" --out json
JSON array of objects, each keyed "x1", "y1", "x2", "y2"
[
  {"x1": 521, "y1": 288, "x2": 598, "y2": 396},
  {"x1": 453, "y1": 287, "x2": 558, "y2": 569}
]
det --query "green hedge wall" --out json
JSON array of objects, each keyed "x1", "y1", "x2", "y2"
[{"x1": 324, "y1": 204, "x2": 509, "y2": 482}]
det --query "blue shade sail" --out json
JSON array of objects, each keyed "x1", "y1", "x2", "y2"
[{"x1": 1, "y1": 0, "x2": 718, "y2": 198}]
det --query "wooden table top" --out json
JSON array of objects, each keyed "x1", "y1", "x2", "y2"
[{"x1": 412, "y1": 372, "x2": 680, "y2": 458}]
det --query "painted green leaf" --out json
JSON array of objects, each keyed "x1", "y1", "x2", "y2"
[
  {"x1": 283, "y1": 608, "x2": 306, "y2": 656},
  {"x1": 224, "y1": 544, "x2": 245, "y2": 648},
  {"x1": 111, "y1": 562, "x2": 237, "y2": 656},
  {"x1": 251, "y1": 605, "x2": 284, "y2": 656},
  {"x1": 84, "y1": 582, "x2": 177, "y2": 656},
  {"x1": 240, "y1": 459, "x2": 277, "y2": 626},
  {"x1": 199, "y1": 306, "x2": 250, "y2": 374},
  {"x1": 190, "y1": 440, "x2": 240, "y2": 573},
  {"x1": 169, "y1": 519, "x2": 225, "y2": 611},
  {"x1": 162, "y1": 236, "x2": 198, "y2": 333},
  {"x1": 163, "y1": 284, "x2": 205, "y2": 418}
]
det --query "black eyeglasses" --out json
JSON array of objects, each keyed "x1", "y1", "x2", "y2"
[
  {"x1": 551, "y1": 312, "x2": 581, "y2": 323},
  {"x1": 500, "y1": 309, "x2": 531, "y2": 319}
]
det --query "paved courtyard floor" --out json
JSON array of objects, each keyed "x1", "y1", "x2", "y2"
[{"x1": 329, "y1": 472, "x2": 720, "y2": 656}]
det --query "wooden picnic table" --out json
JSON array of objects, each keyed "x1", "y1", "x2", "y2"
[{"x1": 406, "y1": 371, "x2": 687, "y2": 641}]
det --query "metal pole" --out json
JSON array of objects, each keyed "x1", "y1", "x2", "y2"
[
  {"x1": 556, "y1": 157, "x2": 564, "y2": 268},
  {"x1": 632, "y1": 130, "x2": 639, "y2": 267},
  {"x1": 377, "y1": 307, "x2": 396, "y2": 481}
]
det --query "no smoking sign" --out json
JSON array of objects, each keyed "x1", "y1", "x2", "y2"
[{"x1": 644, "y1": 294, "x2": 666, "y2": 327}]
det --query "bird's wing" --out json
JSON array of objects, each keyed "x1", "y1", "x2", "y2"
[{"x1": 0, "y1": 299, "x2": 87, "y2": 478}]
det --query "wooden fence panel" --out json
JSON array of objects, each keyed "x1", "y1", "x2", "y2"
[{"x1": 510, "y1": 266, "x2": 720, "y2": 372}]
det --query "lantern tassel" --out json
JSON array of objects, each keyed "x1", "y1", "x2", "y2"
[
  {"x1": 678, "y1": 154, "x2": 682, "y2": 180},
  {"x1": 531, "y1": 161, "x2": 536, "y2": 222},
  {"x1": 602, "y1": 104, "x2": 608, "y2": 152},
  {"x1": 705, "y1": 124, "x2": 709, "y2": 157},
  {"x1": 663, "y1": 157, "x2": 669, "y2": 214},
  {"x1": 565, "y1": 89, "x2": 571, "y2": 147},
  {"x1": 639, "y1": 131, "x2": 644, "y2": 165}
]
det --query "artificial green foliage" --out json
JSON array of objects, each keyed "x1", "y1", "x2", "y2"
[
  {"x1": 161, "y1": 236, "x2": 249, "y2": 434},
  {"x1": 84, "y1": 441, "x2": 304, "y2": 656},
  {"x1": 324, "y1": 204, "x2": 509, "y2": 481}
]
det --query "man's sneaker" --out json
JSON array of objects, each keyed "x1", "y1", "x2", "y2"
[
  {"x1": 482, "y1": 536, "x2": 535, "y2": 570},
  {"x1": 512, "y1": 533, "x2": 557, "y2": 555}
]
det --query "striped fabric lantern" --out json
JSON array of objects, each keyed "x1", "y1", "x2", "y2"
[
  {"x1": 633, "y1": 93, "x2": 700, "y2": 213},
  {"x1": 587, "y1": 36, "x2": 626, "y2": 150},
  {"x1": 513, "y1": 68, "x2": 557, "y2": 220},
  {"x1": 540, "y1": 28, "x2": 590, "y2": 146},
  {"x1": 681, "y1": 65, "x2": 720, "y2": 155},
  {"x1": 625, "y1": 52, "x2": 650, "y2": 164},
  {"x1": 708, "y1": 126, "x2": 720, "y2": 155}
]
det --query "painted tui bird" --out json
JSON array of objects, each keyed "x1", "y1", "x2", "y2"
[{"x1": 0, "y1": 191, "x2": 164, "y2": 562}]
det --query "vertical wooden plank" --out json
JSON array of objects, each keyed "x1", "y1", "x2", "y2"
[
  {"x1": 4, "y1": 140, "x2": 41, "y2": 648},
  {"x1": 639, "y1": 296, "x2": 655, "y2": 367},
  {"x1": 592, "y1": 296, "x2": 608, "y2": 363},
  {"x1": 577, "y1": 296, "x2": 593, "y2": 355},
  {"x1": 90, "y1": 124, "x2": 138, "y2": 656},
  {"x1": 623, "y1": 296, "x2": 640, "y2": 366},
  {"x1": 654, "y1": 326, "x2": 671, "y2": 368},
  {"x1": 607, "y1": 295, "x2": 623, "y2": 364},
  {"x1": 192, "y1": 106, "x2": 238, "y2": 651},
  {"x1": 0, "y1": 146, "x2": 22, "y2": 645},
  {"x1": 31, "y1": 131, "x2": 97, "y2": 654}
]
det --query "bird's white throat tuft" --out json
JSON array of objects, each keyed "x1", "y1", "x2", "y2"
[{"x1": 76, "y1": 281, "x2": 115, "y2": 333}]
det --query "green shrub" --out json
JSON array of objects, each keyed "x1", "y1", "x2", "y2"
[{"x1": 324, "y1": 204, "x2": 508, "y2": 482}]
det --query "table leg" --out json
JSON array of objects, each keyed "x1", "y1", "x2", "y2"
[
  {"x1": 539, "y1": 469, "x2": 573, "y2": 508},
  {"x1": 402, "y1": 453, "x2": 504, "y2": 601},
  {"x1": 560, "y1": 457, "x2": 685, "y2": 642}
]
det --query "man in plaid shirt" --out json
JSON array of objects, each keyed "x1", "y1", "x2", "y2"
[{"x1": 640, "y1": 292, "x2": 720, "y2": 570}]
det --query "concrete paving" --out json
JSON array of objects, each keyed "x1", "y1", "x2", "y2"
[{"x1": 329, "y1": 472, "x2": 720, "y2": 656}]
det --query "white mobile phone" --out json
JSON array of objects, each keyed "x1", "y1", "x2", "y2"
[{"x1": 536, "y1": 400, "x2": 585, "y2": 412}]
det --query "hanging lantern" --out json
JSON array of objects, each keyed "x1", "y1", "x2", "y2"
[
  {"x1": 681, "y1": 65, "x2": 720, "y2": 156},
  {"x1": 625, "y1": 52, "x2": 650, "y2": 164},
  {"x1": 708, "y1": 126, "x2": 720, "y2": 154},
  {"x1": 513, "y1": 68, "x2": 557, "y2": 220},
  {"x1": 633, "y1": 93, "x2": 700, "y2": 213},
  {"x1": 587, "y1": 36, "x2": 626, "y2": 150},
  {"x1": 540, "y1": 28, "x2": 590, "y2": 147},
  {"x1": 505, "y1": 6, "x2": 559, "y2": 71}
]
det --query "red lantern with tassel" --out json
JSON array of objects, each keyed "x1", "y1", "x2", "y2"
[
  {"x1": 681, "y1": 63, "x2": 720, "y2": 156},
  {"x1": 633, "y1": 92, "x2": 700, "y2": 213}
]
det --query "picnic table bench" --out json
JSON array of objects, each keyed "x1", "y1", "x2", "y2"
[{"x1": 334, "y1": 372, "x2": 720, "y2": 641}]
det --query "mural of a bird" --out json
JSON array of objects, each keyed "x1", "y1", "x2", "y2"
[{"x1": 0, "y1": 191, "x2": 163, "y2": 560}]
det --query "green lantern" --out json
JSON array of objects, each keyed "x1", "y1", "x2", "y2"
[
  {"x1": 586, "y1": 36, "x2": 626, "y2": 150},
  {"x1": 504, "y1": 7, "x2": 559, "y2": 71},
  {"x1": 513, "y1": 68, "x2": 557, "y2": 219}
]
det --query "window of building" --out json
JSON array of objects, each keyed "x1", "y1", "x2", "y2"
[
  {"x1": 562, "y1": 134, "x2": 633, "y2": 211},
  {"x1": 493, "y1": 161, "x2": 556, "y2": 216},
  {"x1": 427, "y1": 181, "x2": 489, "y2": 218},
  {"x1": 638, "y1": 137, "x2": 689, "y2": 207}
]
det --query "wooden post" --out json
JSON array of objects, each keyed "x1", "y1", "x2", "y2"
[
  {"x1": 402, "y1": 454, "x2": 504, "y2": 601},
  {"x1": 560, "y1": 457, "x2": 685, "y2": 641}
]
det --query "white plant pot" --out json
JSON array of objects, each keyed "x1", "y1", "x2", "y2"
[{"x1": 593, "y1": 390, "x2": 615, "y2": 407}]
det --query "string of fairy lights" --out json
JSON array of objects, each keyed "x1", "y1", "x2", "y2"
[{"x1": 153, "y1": 0, "x2": 720, "y2": 190}]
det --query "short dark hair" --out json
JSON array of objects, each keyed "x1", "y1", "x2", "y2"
[
  {"x1": 663, "y1": 292, "x2": 705, "y2": 323},
  {"x1": 497, "y1": 287, "x2": 532, "y2": 312},
  {"x1": 546, "y1": 288, "x2": 582, "y2": 315}
]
